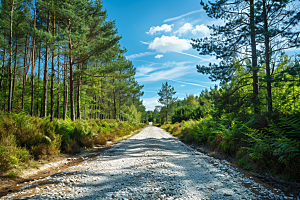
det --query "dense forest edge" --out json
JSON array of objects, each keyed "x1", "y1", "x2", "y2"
[{"x1": 0, "y1": 0, "x2": 147, "y2": 177}]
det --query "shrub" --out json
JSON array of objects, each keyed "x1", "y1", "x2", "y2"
[{"x1": 0, "y1": 113, "x2": 146, "y2": 173}]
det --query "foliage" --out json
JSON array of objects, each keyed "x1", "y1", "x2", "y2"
[
  {"x1": 0, "y1": 113, "x2": 146, "y2": 173},
  {"x1": 157, "y1": 82, "x2": 177, "y2": 124},
  {"x1": 171, "y1": 106, "x2": 204, "y2": 123},
  {"x1": 162, "y1": 115, "x2": 300, "y2": 181}
]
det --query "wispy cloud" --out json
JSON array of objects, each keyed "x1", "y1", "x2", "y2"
[
  {"x1": 163, "y1": 10, "x2": 203, "y2": 22},
  {"x1": 126, "y1": 52, "x2": 155, "y2": 59},
  {"x1": 134, "y1": 60, "x2": 161, "y2": 64},
  {"x1": 173, "y1": 51, "x2": 214, "y2": 62},
  {"x1": 136, "y1": 61, "x2": 195, "y2": 82},
  {"x1": 166, "y1": 78, "x2": 207, "y2": 87},
  {"x1": 140, "y1": 41, "x2": 150, "y2": 45}
]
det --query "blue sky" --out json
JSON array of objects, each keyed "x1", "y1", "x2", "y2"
[{"x1": 102, "y1": 0, "x2": 221, "y2": 110}]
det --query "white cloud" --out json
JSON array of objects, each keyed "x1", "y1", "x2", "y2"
[
  {"x1": 175, "y1": 23, "x2": 193, "y2": 36},
  {"x1": 155, "y1": 54, "x2": 164, "y2": 59},
  {"x1": 192, "y1": 24, "x2": 210, "y2": 36},
  {"x1": 180, "y1": 85, "x2": 185, "y2": 87},
  {"x1": 135, "y1": 64, "x2": 157, "y2": 77},
  {"x1": 146, "y1": 24, "x2": 174, "y2": 35},
  {"x1": 148, "y1": 35, "x2": 191, "y2": 53},
  {"x1": 126, "y1": 52, "x2": 155, "y2": 59},
  {"x1": 164, "y1": 10, "x2": 203, "y2": 22}
]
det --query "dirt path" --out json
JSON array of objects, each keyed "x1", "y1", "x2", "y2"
[{"x1": 1, "y1": 126, "x2": 295, "y2": 200}]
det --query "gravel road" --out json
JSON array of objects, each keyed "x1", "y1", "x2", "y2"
[{"x1": 1, "y1": 126, "x2": 294, "y2": 200}]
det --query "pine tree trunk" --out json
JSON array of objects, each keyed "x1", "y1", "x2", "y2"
[
  {"x1": 263, "y1": 0, "x2": 272, "y2": 113},
  {"x1": 31, "y1": 1, "x2": 37, "y2": 116},
  {"x1": 38, "y1": 44, "x2": 41, "y2": 117},
  {"x1": 12, "y1": 39, "x2": 18, "y2": 110},
  {"x1": 250, "y1": 0, "x2": 260, "y2": 114},
  {"x1": 31, "y1": 38, "x2": 35, "y2": 116},
  {"x1": 8, "y1": 0, "x2": 14, "y2": 112},
  {"x1": 166, "y1": 104, "x2": 168, "y2": 124},
  {"x1": 50, "y1": 53, "x2": 54, "y2": 121},
  {"x1": 108, "y1": 93, "x2": 111, "y2": 119},
  {"x1": 1, "y1": 45, "x2": 6, "y2": 112},
  {"x1": 84, "y1": 87, "x2": 86, "y2": 120},
  {"x1": 22, "y1": 36, "x2": 32, "y2": 111},
  {"x1": 31, "y1": 38, "x2": 35, "y2": 117},
  {"x1": 43, "y1": 12, "x2": 50, "y2": 118},
  {"x1": 56, "y1": 54, "x2": 60, "y2": 119},
  {"x1": 57, "y1": 93, "x2": 60, "y2": 119},
  {"x1": 77, "y1": 65, "x2": 81, "y2": 120},
  {"x1": 69, "y1": 19, "x2": 75, "y2": 121},
  {"x1": 50, "y1": 8, "x2": 56, "y2": 121},
  {"x1": 113, "y1": 79, "x2": 117, "y2": 120},
  {"x1": 63, "y1": 55, "x2": 68, "y2": 120}
]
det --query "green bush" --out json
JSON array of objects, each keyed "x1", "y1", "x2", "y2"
[
  {"x1": 163, "y1": 115, "x2": 300, "y2": 181},
  {"x1": 0, "y1": 113, "x2": 146, "y2": 173}
]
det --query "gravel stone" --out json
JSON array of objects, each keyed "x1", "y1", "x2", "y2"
[{"x1": 0, "y1": 126, "x2": 292, "y2": 200}]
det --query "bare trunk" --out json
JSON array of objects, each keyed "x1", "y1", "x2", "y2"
[
  {"x1": 0, "y1": 44, "x2": 6, "y2": 112},
  {"x1": 250, "y1": 0, "x2": 260, "y2": 114},
  {"x1": 22, "y1": 36, "x2": 32, "y2": 111},
  {"x1": 50, "y1": 53, "x2": 54, "y2": 120},
  {"x1": 38, "y1": 44, "x2": 41, "y2": 117},
  {"x1": 166, "y1": 105, "x2": 168, "y2": 124},
  {"x1": 57, "y1": 54, "x2": 60, "y2": 119},
  {"x1": 31, "y1": 0, "x2": 37, "y2": 116},
  {"x1": 84, "y1": 86, "x2": 86, "y2": 120},
  {"x1": 113, "y1": 79, "x2": 117, "y2": 120},
  {"x1": 8, "y1": 0, "x2": 14, "y2": 112},
  {"x1": 12, "y1": 39, "x2": 18, "y2": 109},
  {"x1": 31, "y1": 38, "x2": 35, "y2": 116},
  {"x1": 43, "y1": 12, "x2": 50, "y2": 118},
  {"x1": 108, "y1": 93, "x2": 111, "y2": 119},
  {"x1": 50, "y1": 8, "x2": 56, "y2": 121},
  {"x1": 69, "y1": 19, "x2": 75, "y2": 121},
  {"x1": 77, "y1": 64, "x2": 82, "y2": 119},
  {"x1": 263, "y1": 0, "x2": 272, "y2": 113},
  {"x1": 63, "y1": 55, "x2": 68, "y2": 120}
]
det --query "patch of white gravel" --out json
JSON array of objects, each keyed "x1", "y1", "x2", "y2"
[{"x1": 1, "y1": 126, "x2": 294, "y2": 200}]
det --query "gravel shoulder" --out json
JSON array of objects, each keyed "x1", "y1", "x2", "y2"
[{"x1": 1, "y1": 126, "x2": 297, "y2": 200}]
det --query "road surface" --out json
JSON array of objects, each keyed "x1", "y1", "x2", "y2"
[{"x1": 2, "y1": 126, "x2": 289, "y2": 200}]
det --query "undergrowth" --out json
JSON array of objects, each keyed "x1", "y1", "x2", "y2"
[
  {"x1": 0, "y1": 112, "x2": 145, "y2": 174},
  {"x1": 161, "y1": 113, "x2": 300, "y2": 182}
]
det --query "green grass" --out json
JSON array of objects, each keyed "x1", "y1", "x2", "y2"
[
  {"x1": 162, "y1": 117, "x2": 300, "y2": 182},
  {"x1": 0, "y1": 113, "x2": 146, "y2": 175},
  {"x1": 6, "y1": 170, "x2": 20, "y2": 178}
]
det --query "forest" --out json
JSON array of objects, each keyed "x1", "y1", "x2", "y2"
[
  {"x1": 0, "y1": 0, "x2": 146, "y2": 176},
  {"x1": 148, "y1": 0, "x2": 300, "y2": 183},
  {"x1": 0, "y1": 0, "x2": 300, "y2": 186}
]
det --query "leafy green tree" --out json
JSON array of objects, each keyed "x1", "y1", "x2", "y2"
[
  {"x1": 186, "y1": 94, "x2": 199, "y2": 108},
  {"x1": 158, "y1": 81, "x2": 177, "y2": 124}
]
